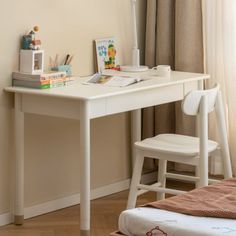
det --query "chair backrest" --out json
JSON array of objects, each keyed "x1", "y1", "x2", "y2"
[
  {"x1": 181, "y1": 84, "x2": 232, "y2": 183},
  {"x1": 181, "y1": 84, "x2": 220, "y2": 116}
]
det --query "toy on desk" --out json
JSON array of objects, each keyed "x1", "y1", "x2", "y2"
[
  {"x1": 22, "y1": 26, "x2": 41, "y2": 50},
  {"x1": 50, "y1": 54, "x2": 73, "y2": 76},
  {"x1": 20, "y1": 26, "x2": 44, "y2": 74}
]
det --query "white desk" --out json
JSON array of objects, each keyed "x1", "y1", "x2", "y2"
[{"x1": 5, "y1": 70, "x2": 209, "y2": 236}]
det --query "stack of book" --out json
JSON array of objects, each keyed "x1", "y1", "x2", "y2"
[{"x1": 12, "y1": 71, "x2": 75, "y2": 89}]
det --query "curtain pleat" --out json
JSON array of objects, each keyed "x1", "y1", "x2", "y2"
[
  {"x1": 202, "y1": 0, "x2": 236, "y2": 175},
  {"x1": 143, "y1": 0, "x2": 204, "y2": 172}
]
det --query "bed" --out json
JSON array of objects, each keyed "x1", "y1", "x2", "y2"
[
  {"x1": 118, "y1": 207, "x2": 236, "y2": 236},
  {"x1": 112, "y1": 178, "x2": 236, "y2": 236}
]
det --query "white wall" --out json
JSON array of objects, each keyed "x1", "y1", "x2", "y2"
[{"x1": 0, "y1": 0, "x2": 146, "y2": 215}]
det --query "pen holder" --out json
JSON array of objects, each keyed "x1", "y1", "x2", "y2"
[{"x1": 51, "y1": 65, "x2": 72, "y2": 76}]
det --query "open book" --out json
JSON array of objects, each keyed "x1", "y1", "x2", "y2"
[{"x1": 84, "y1": 73, "x2": 142, "y2": 87}]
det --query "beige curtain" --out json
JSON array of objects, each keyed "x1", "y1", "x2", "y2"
[
  {"x1": 202, "y1": 0, "x2": 236, "y2": 175},
  {"x1": 143, "y1": 0, "x2": 204, "y2": 171}
]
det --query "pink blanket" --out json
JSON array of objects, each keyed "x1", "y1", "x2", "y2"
[{"x1": 146, "y1": 178, "x2": 236, "y2": 219}]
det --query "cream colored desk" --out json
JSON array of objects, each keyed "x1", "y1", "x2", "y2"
[{"x1": 5, "y1": 70, "x2": 209, "y2": 236}]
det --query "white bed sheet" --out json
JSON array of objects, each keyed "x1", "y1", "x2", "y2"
[{"x1": 119, "y1": 207, "x2": 236, "y2": 236}]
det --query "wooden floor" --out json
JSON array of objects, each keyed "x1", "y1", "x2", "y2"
[{"x1": 0, "y1": 181, "x2": 194, "y2": 236}]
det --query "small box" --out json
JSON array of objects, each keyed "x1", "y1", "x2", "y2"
[
  {"x1": 20, "y1": 49, "x2": 44, "y2": 74},
  {"x1": 51, "y1": 65, "x2": 72, "y2": 76}
]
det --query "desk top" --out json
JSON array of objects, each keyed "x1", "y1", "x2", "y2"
[{"x1": 5, "y1": 70, "x2": 209, "y2": 101}]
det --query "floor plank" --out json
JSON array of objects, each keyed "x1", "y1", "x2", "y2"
[{"x1": 0, "y1": 180, "x2": 194, "y2": 236}]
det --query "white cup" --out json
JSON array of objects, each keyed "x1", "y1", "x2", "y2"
[{"x1": 151, "y1": 65, "x2": 171, "y2": 78}]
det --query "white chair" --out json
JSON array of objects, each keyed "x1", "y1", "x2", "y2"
[{"x1": 127, "y1": 84, "x2": 232, "y2": 209}]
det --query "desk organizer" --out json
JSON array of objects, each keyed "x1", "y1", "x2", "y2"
[
  {"x1": 20, "y1": 49, "x2": 44, "y2": 74},
  {"x1": 51, "y1": 65, "x2": 72, "y2": 76}
]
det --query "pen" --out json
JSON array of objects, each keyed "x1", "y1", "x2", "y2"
[
  {"x1": 64, "y1": 54, "x2": 70, "y2": 65},
  {"x1": 67, "y1": 55, "x2": 74, "y2": 65}
]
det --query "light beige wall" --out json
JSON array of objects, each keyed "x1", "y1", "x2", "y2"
[{"x1": 0, "y1": 0, "x2": 146, "y2": 213}]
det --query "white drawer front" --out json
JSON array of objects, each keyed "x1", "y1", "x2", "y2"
[
  {"x1": 106, "y1": 84, "x2": 184, "y2": 115},
  {"x1": 22, "y1": 94, "x2": 81, "y2": 120}
]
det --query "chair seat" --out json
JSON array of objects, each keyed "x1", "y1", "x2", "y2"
[{"x1": 135, "y1": 134, "x2": 218, "y2": 157}]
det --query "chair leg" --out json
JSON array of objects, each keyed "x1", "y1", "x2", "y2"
[
  {"x1": 195, "y1": 165, "x2": 200, "y2": 188},
  {"x1": 220, "y1": 149, "x2": 232, "y2": 179},
  {"x1": 198, "y1": 155, "x2": 208, "y2": 187},
  {"x1": 215, "y1": 91, "x2": 232, "y2": 178},
  {"x1": 157, "y1": 160, "x2": 167, "y2": 200},
  {"x1": 199, "y1": 95, "x2": 209, "y2": 187},
  {"x1": 127, "y1": 152, "x2": 144, "y2": 209}
]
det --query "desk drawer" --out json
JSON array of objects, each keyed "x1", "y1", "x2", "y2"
[
  {"x1": 22, "y1": 94, "x2": 81, "y2": 120},
  {"x1": 106, "y1": 84, "x2": 183, "y2": 115}
]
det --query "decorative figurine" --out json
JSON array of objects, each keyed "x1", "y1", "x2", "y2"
[
  {"x1": 20, "y1": 26, "x2": 44, "y2": 74},
  {"x1": 22, "y1": 26, "x2": 42, "y2": 50}
]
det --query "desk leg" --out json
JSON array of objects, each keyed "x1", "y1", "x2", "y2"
[
  {"x1": 80, "y1": 101, "x2": 91, "y2": 236},
  {"x1": 131, "y1": 109, "x2": 142, "y2": 166},
  {"x1": 14, "y1": 94, "x2": 24, "y2": 225}
]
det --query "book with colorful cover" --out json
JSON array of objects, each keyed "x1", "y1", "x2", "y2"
[
  {"x1": 95, "y1": 37, "x2": 119, "y2": 73},
  {"x1": 12, "y1": 71, "x2": 76, "y2": 89},
  {"x1": 12, "y1": 71, "x2": 67, "y2": 81},
  {"x1": 12, "y1": 77, "x2": 76, "y2": 89}
]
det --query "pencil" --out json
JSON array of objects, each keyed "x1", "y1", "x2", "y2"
[
  {"x1": 55, "y1": 54, "x2": 59, "y2": 67},
  {"x1": 67, "y1": 55, "x2": 74, "y2": 65},
  {"x1": 64, "y1": 54, "x2": 70, "y2": 65}
]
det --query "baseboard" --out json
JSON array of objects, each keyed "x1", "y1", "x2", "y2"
[
  {"x1": 0, "y1": 212, "x2": 13, "y2": 227},
  {"x1": 0, "y1": 178, "x2": 130, "y2": 226},
  {"x1": 0, "y1": 172, "x2": 157, "y2": 227},
  {"x1": 25, "y1": 179, "x2": 131, "y2": 219}
]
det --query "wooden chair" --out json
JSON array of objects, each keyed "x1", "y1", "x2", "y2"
[{"x1": 127, "y1": 84, "x2": 232, "y2": 209}]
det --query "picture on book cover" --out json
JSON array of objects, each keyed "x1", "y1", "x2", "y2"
[{"x1": 95, "y1": 37, "x2": 119, "y2": 73}]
